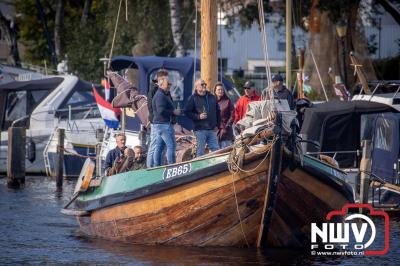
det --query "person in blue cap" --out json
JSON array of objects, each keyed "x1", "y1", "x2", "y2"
[{"x1": 263, "y1": 74, "x2": 294, "y2": 109}]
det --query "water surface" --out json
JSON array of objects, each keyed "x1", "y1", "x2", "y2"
[{"x1": 0, "y1": 176, "x2": 398, "y2": 265}]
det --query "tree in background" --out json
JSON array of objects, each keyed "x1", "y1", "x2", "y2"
[
  {"x1": 220, "y1": 0, "x2": 400, "y2": 98},
  {"x1": 15, "y1": 0, "x2": 196, "y2": 82}
]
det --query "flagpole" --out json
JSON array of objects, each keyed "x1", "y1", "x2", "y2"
[{"x1": 121, "y1": 108, "x2": 126, "y2": 133}]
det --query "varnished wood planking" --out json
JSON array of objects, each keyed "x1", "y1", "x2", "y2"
[
  {"x1": 91, "y1": 157, "x2": 269, "y2": 223},
  {"x1": 282, "y1": 168, "x2": 348, "y2": 210},
  {"x1": 79, "y1": 170, "x2": 267, "y2": 246},
  {"x1": 201, "y1": 208, "x2": 264, "y2": 247},
  {"x1": 266, "y1": 169, "x2": 349, "y2": 247}
]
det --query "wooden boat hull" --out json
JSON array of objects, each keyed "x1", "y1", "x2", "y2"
[{"x1": 74, "y1": 147, "x2": 353, "y2": 247}]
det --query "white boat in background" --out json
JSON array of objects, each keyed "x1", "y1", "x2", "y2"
[{"x1": 0, "y1": 75, "x2": 105, "y2": 176}]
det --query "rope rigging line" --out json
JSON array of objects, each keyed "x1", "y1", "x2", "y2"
[
  {"x1": 257, "y1": 0, "x2": 274, "y2": 117},
  {"x1": 58, "y1": 146, "x2": 96, "y2": 159},
  {"x1": 193, "y1": 0, "x2": 198, "y2": 84},
  {"x1": 108, "y1": 0, "x2": 123, "y2": 68}
]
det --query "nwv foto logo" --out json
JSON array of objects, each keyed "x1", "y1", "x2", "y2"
[{"x1": 311, "y1": 203, "x2": 390, "y2": 256}]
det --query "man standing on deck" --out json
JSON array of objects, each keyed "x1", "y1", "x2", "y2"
[
  {"x1": 146, "y1": 69, "x2": 168, "y2": 168},
  {"x1": 104, "y1": 133, "x2": 126, "y2": 176},
  {"x1": 184, "y1": 79, "x2": 221, "y2": 157},
  {"x1": 152, "y1": 72, "x2": 179, "y2": 166},
  {"x1": 234, "y1": 80, "x2": 260, "y2": 123},
  {"x1": 264, "y1": 74, "x2": 294, "y2": 110}
]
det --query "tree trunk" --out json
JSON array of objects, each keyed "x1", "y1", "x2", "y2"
[
  {"x1": 0, "y1": 11, "x2": 21, "y2": 66},
  {"x1": 54, "y1": 0, "x2": 64, "y2": 59},
  {"x1": 81, "y1": 0, "x2": 92, "y2": 26},
  {"x1": 303, "y1": 12, "x2": 339, "y2": 99},
  {"x1": 169, "y1": 0, "x2": 185, "y2": 57},
  {"x1": 346, "y1": 1, "x2": 377, "y2": 89},
  {"x1": 303, "y1": 2, "x2": 376, "y2": 99}
]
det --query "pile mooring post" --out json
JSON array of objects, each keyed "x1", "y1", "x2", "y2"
[
  {"x1": 359, "y1": 140, "x2": 372, "y2": 213},
  {"x1": 7, "y1": 127, "x2": 26, "y2": 188},
  {"x1": 56, "y1": 128, "x2": 65, "y2": 188},
  {"x1": 95, "y1": 128, "x2": 104, "y2": 177}
]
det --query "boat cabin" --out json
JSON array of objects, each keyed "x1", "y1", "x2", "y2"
[
  {"x1": 300, "y1": 100, "x2": 399, "y2": 182},
  {"x1": 110, "y1": 56, "x2": 238, "y2": 131},
  {"x1": 0, "y1": 77, "x2": 63, "y2": 130}
]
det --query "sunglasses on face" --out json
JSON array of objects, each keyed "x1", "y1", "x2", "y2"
[
  {"x1": 244, "y1": 87, "x2": 251, "y2": 90},
  {"x1": 200, "y1": 83, "x2": 207, "y2": 87}
]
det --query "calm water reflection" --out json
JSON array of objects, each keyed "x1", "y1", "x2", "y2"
[{"x1": 0, "y1": 176, "x2": 398, "y2": 265}]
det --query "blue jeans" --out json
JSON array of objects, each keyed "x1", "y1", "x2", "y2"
[
  {"x1": 146, "y1": 125, "x2": 165, "y2": 168},
  {"x1": 153, "y1": 123, "x2": 176, "y2": 166},
  {"x1": 194, "y1": 130, "x2": 220, "y2": 157}
]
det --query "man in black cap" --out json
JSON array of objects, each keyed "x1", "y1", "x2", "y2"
[{"x1": 263, "y1": 74, "x2": 294, "y2": 110}]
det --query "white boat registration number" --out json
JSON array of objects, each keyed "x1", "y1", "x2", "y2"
[{"x1": 163, "y1": 163, "x2": 192, "y2": 180}]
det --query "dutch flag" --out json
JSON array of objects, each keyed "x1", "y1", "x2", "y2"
[{"x1": 93, "y1": 85, "x2": 121, "y2": 129}]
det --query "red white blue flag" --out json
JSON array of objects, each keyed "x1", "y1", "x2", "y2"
[{"x1": 93, "y1": 85, "x2": 121, "y2": 129}]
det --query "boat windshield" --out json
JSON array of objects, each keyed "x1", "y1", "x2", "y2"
[
  {"x1": 149, "y1": 69, "x2": 185, "y2": 107},
  {"x1": 2, "y1": 89, "x2": 50, "y2": 129},
  {"x1": 56, "y1": 87, "x2": 100, "y2": 120},
  {"x1": 194, "y1": 70, "x2": 239, "y2": 104}
]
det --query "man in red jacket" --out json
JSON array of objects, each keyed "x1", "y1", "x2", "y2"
[{"x1": 234, "y1": 80, "x2": 260, "y2": 123}]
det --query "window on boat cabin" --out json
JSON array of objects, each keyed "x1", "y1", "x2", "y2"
[
  {"x1": 2, "y1": 89, "x2": 51, "y2": 129},
  {"x1": 55, "y1": 88, "x2": 100, "y2": 120},
  {"x1": 194, "y1": 70, "x2": 240, "y2": 104},
  {"x1": 149, "y1": 70, "x2": 184, "y2": 109},
  {"x1": 374, "y1": 117, "x2": 394, "y2": 152}
]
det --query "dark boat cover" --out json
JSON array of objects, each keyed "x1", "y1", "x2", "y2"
[
  {"x1": 110, "y1": 56, "x2": 234, "y2": 131},
  {"x1": 0, "y1": 77, "x2": 63, "y2": 92},
  {"x1": 300, "y1": 100, "x2": 394, "y2": 166}
]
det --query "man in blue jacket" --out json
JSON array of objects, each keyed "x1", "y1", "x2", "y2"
[
  {"x1": 104, "y1": 133, "x2": 126, "y2": 176},
  {"x1": 184, "y1": 79, "x2": 221, "y2": 157},
  {"x1": 152, "y1": 73, "x2": 179, "y2": 166}
]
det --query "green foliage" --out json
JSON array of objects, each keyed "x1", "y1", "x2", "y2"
[
  {"x1": 66, "y1": 1, "x2": 109, "y2": 82},
  {"x1": 305, "y1": 87, "x2": 320, "y2": 101},
  {"x1": 15, "y1": 0, "x2": 195, "y2": 83},
  {"x1": 231, "y1": 75, "x2": 246, "y2": 95}
]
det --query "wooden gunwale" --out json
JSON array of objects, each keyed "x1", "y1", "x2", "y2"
[{"x1": 76, "y1": 144, "x2": 272, "y2": 212}]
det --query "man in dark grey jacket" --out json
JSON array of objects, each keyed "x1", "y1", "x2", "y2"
[
  {"x1": 271, "y1": 74, "x2": 294, "y2": 109},
  {"x1": 184, "y1": 79, "x2": 221, "y2": 156}
]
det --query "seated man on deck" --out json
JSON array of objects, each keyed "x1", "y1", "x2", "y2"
[
  {"x1": 130, "y1": 146, "x2": 146, "y2": 170},
  {"x1": 104, "y1": 133, "x2": 127, "y2": 176},
  {"x1": 108, "y1": 146, "x2": 147, "y2": 175}
]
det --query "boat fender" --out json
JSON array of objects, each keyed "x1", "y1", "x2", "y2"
[
  {"x1": 27, "y1": 138, "x2": 36, "y2": 163},
  {"x1": 319, "y1": 154, "x2": 339, "y2": 168}
]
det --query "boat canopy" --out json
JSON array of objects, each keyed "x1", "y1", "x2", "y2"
[
  {"x1": 300, "y1": 100, "x2": 394, "y2": 167},
  {"x1": 110, "y1": 56, "x2": 236, "y2": 131},
  {"x1": 0, "y1": 77, "x2": 63, "y2": 92},
  {"x1": 362, "y1": 112, "x2": 400, "y2": 181},
  {"x1": 0, "y1": 77, "x2": 64, "y2": 130}
]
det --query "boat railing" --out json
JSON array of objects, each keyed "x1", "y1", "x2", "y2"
[
  {"x1": 306, "y1": 150, "x2": 361, "y2": 159},
  {"x1": 306, "y1": 150, "x2": 362, "y2": 169},
  {"x1": 367, "y1": 171, "x2": 400, "y2": 209}
]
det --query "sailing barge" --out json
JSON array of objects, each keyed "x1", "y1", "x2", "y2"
[{"x1": 64, "y1": 113, "x2": 353, "y2": 248}]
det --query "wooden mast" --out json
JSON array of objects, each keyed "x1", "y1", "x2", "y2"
[
  {"x1": 285, "y1": 0, "x2": 292, "y2": 87},
  {"x1": 201, "y1": 0, "x2": 218, "y2": 91}
]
